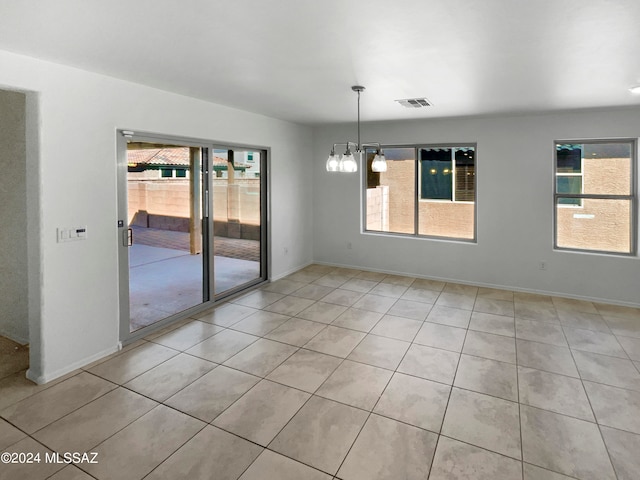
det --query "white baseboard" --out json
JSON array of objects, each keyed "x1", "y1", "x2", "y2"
[{"x1": 27, "y1": 345, "x2": 119, "y2": 385}]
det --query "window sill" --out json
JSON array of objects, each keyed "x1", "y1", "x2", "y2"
[
  {"x1": 417, "y1": 199, "x2": 475, "y2": 204},
  {"x1": 362, "y1": 229, "x2": 477, "y2": 245}
]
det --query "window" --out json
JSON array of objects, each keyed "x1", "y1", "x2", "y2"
[
  {"x1": 160, "y1": 168, "x2": 173, "y2": 178},
  {"x1": 554, "y1": 140, "x2": 636, "y2": 254},
  {"x1": 365, "y1": 144, "x2": 476, "y2": 240},
  {"x1": 175, "y1": 168, "x2": 187, "y2": 178}
]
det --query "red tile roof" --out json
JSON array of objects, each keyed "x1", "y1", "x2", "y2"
[{"x1": 127, "y1": 148, "x2": 189, "y2": 166}]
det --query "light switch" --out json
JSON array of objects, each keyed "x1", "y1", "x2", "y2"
[{"x1": 57, "y1": 226, "x2": 88, "y2": 242}]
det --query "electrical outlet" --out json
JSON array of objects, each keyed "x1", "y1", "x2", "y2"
[
  {"x1": 283, "y1": 247, "x2": 289, "y2": 255},
  {"x1": 347, "y1": 242, "x2": 353, "y2": 250},
  {"x1": 539, "y1": 261, "x2": 547, "y2": 270}
]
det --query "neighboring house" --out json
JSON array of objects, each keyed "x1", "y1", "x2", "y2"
[
  {"x1": 127, "y1": 147, "x2": 190, "y2": 179},
  {"x1": 127, "y1": 147, "x2": 255, "y2": 179}
]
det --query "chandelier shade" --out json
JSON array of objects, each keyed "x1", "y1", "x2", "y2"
[
  {"x1": 371, "y1": 152, "x2": 387, "y2": 172},
  {"x1": 326, "y1": 149, "x2": 339, "y2": 171}
]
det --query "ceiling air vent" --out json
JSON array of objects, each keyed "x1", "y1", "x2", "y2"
[{"x1": 395, "y1": 98, "x2": 432, "y2": 108}]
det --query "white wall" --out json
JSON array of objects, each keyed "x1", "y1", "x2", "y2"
[
  {"x1": 0, "y1": 89, "x2": 28, "y2": 343},
  {"x1": 313, "y1": 109, "x2": 640, "y2": 306},
  {"x1": 0, "y1": 49, "x2": 313, "y2": 383}
]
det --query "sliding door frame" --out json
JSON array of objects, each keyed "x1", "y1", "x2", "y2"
[
  {"x1": 210, "y1": 144, "x2": 269, "y2": 302},
  {"x1": 116, "y1": 130, "x2": 270, "y2": 345}
]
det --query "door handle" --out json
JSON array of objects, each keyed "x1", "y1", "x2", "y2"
[{"x1": 124, "y1": 228, "x2": 133, "y2": 247}]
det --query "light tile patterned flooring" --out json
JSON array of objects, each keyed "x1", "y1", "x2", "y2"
[{"x1": 2, "y1": 264, "x2": 640, "y2": 479}]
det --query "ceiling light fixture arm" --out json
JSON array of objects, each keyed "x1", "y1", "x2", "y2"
[
  {"x1": 326, "y1": 85, "x2": 387, "y2": 173},
  {"x1": 331, "y1": 141, "x2": 358, "y2": 154},
  {"x1": 354, "y1": 85, "x2": 363, "y2": 151},
  {"x1": 330, "y1": 141, "x2": 381, "y2": 152}
]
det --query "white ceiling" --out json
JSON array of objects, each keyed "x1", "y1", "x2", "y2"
[{"x1": 1, "y1": 0, "x2": 640, "y2": 125}]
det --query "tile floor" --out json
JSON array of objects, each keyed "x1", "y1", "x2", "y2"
[{"x1": 2, "y1": 264, "x2": 640, "y2": 479}]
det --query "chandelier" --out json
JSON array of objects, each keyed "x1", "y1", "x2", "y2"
[{"x1": 326, "y1": 86, "x2": 387, "y2": 173}]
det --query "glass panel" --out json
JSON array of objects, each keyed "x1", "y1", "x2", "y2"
[
  {"x1": 127, "y1": 143, "x2": 205, "y2": 331},
  {"x1": 366, "y1": 148, "x2": 416, "y2": 234},
  {"x1": 454, "y1": 147, "x2": 475, "y2": 201},
  {"x1": 557, "y1": 142, "x2": 632, "y2": 196},
  {"x1": 583, "y1": 143, "x2": 632, "y2": 195},
  {"x1": 557, "y1": 176, "x2": 581, "y2": 194},
  {"x1": 418, "y1": 201, "x2": 475, "y2": 239},
  {"x1": 418, "y1": 146, "x2": 475, "y2": 239},
  {"x1": 420, "y1": 148, "x2": 452, "y2": 200},
  {"x1": 556, "y1": 198, "x2": 632, "y2": 253},
  {"x1": 556, "y1": 176, "x2": 582, "y2": 206},
  {"x1": 556, "y1": 144, "x2": 582, "y2": 173},
  {"x1": 212, "y1": 149, "x2": 262, "y2": 294}
]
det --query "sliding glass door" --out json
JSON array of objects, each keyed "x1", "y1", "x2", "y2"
[
  {"x1": 211, "y1": 148, "x2": 265, "y2": 295},
  {"x1": 124, "y1": 139, "x2": 207, "y2": 332},
  {"x1": 118, "y1": 132, "x2": 267, "y2": 340}
]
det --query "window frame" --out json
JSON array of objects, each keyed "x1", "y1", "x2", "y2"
[
  {"x1": 553, "y1": 138, "x2": 637, "y2": 256},
  {"x1": 362, "y1": 142, "x2": 477, "y2": 243}
]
